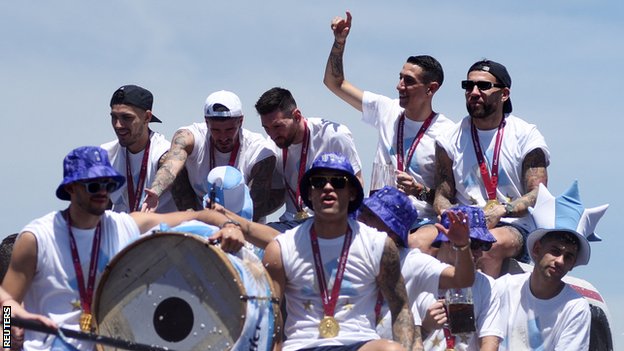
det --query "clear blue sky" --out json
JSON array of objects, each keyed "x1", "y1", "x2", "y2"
[{"x1": 2, "y1": 1, "x2": 622, "y2": 348}]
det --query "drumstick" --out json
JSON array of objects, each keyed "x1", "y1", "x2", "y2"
[{"x1": 12, "y1": 317, "x2": 176, "y2": 351}]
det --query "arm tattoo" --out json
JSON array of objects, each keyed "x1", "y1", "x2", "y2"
[
  {"x1": 151, "y1": 130, "x2": 192, "y2": 196},
  {"x1": 329, "y1": 52, "x2": 344, "y2": 81},
  {"x1": 507, "y1": 148, "x2": 548, "y2": 216},
  {"x1": 378, "y1": 238, "x2": 416, "y2": 350},
  {"x1": 433, "y1": 144, "x2": 457, "y2": 214},
  {"x1": 248, "y1": 156, "x2": 278, "y2": 220},
  {"x1": 171, "y1": 167, "x2": 202, "y2": 210}
]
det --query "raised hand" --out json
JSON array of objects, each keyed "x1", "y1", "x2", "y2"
[{"x1": 330, "y1": 10, "x2": 352, "y2": 43}]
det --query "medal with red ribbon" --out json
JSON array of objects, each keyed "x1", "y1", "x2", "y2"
[
  {"x1": 125, "y1": 132, "x2": 151, "y2": 212},
  {"x1": 396, "y1": 111, "x2": 436, "y2": 172},
  {"x1": 310, "y1": 225, "x2": 353, "y2": 338},
  {"x1": 65, "y1": 211, "x2": 102, "y2": 332},
  {"x1": 470, "y1": 118, "x2": 506, "y2": 211},
  {"x1": 283, "y1": 120, "x2": 310, "y2": 219}
]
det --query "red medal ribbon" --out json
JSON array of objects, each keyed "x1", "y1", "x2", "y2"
[
  {"x1": 440, "y1": 295, "x2": 456, "y2": 350},
  {"x1": 125, "y1": 132, "x2": 151, "y2": 212},
  {"x1": 210, "y1": 136, "x2": 240, "y2": 170},
  {"x1": 283, "y1": 120, "x2": 310, "y2": 212},
  {"x1": 470, "y1": 118, "x2": 506, "y2": 201},
  {"x1": 442, "y1": 326, "x2": 456, "y2": 350},
  {"x1": 396, "y1": 111, "x2": 436, "y2": 172},
  {"x1": 66, "y1": 212, "x2": 102, "y2": 316},
  {"x1": 310, "y1": 226, "x2": 353, "y2": 318}
]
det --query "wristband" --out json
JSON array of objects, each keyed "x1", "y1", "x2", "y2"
[
  {"x1": 220, "y1": 219, "x2": 241, "y2": 229},
  {"x1": 452, "y1": 240, "x2": 471, "y2": 252}
]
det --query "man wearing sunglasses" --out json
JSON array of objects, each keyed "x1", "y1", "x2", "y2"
[
  {"x1": 255, "y1": 87, "x2": 362, "y2": 230},
  {"x1": 144, "y1": 90, "x2": 277, "y2": 222},
  {"x1": 262, "y1": 153, "x2": 420, "y2": 351},
  {"x1": 418, "y1": 206, "x2": 503, "y2": 351},
  {"x1": 323, "y1": 11, "x2": 456, "y2": 254},
  {"x1": 434, "y1": 59, "x2": 550, "y2": 278},
  {"x1": 102, "y1": 84, "x2": 178, "y2": 214},
  {"x1": 1, "y1": 146, "x2": 253, "y2": 350}
]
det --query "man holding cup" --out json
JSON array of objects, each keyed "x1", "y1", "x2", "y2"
[{"x1": 418, "y1": 206, "x2": 503, "y2": 350}]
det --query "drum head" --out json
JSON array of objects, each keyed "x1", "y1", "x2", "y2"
[{"x1": 94, "y1": 232, "x2": 248, "y2": 350}]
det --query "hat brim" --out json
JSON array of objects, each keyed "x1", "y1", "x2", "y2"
[
  {"x1": 526, "y1": 228, "x2": 590, "y2": 267},
  {"x1": 300, "y1": 167, "x2": 363, "y2": 214},
  {"x1": 56, "y1": 165, "x2": 125, "y2": 201},
  {"x1": 150, "y1": 114, "x2": 162, "y2": 123}
]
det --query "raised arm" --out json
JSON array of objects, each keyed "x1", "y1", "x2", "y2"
[
  {"x1": 433, "y1": 144, "x2": 457, "y2": 214},
  {"x1": 248, "y1": 155, "x2": 281, "y2": 220},
  {"x1": 323, "y1": 11, "x2": 364, "y2": 111},
  {"x1": 435, "y1": 210, "x2": 475, "y2": 289},
  {"x1": 142, "y1": 129, "x2": 195, "y2": 211},
  {"x1": 377, "y1": 237, "x2": 423, "y2": 351}
]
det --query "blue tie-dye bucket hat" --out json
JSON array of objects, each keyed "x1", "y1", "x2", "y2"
[{"x1": 55, "y1": 146, "x2": 125, "y2": 201}]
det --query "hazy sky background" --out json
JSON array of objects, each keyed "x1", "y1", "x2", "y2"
[{"x1": 2, "y1": 1, "x2": 623, "y2": 348}]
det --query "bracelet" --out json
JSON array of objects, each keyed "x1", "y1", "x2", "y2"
[
  {"x1": 220, "y1": 219, "x2": 241, "y2": 229},
  {"x1": 452, "y1": 240, "x2": 471, "y2": 252}
]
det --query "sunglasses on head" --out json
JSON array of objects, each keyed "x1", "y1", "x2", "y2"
[
  {"x1": 461, "y1": 80, "x2": 505, "y2": 92},
  {"x1": 471, "y1": 239, "x2": 493, "y2": 252},
  {"x1": 309, "y1": 176, "x2": 349, "y2": 189},
  {"x1": 80, "y1": 180, "x2": 119, "y2": 194}
]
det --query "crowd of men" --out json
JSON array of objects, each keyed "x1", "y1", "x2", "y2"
[{"x1": 0, "y1": 10, "x2": 609, "y2": 351}]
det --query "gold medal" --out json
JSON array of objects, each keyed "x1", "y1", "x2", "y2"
[
  {"x1": 80, "y1": 312, "x2": 93, "y2": 332},
  {"x1": 483, "y1": 199, "x2": 500, "y2": 212},
  {"x1": 295, "y1": 211, "x2": 310, "y2": 220},
  {"x1": 319, "y1": 316, "x2": 339, "y2": 338}
]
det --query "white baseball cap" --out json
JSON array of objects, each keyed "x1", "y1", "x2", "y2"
[{"x1": 204, "y1": 90, "x2": 243, "y2": 118}]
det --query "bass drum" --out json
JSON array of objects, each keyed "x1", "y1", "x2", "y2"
[{"x1": 93, "y1": 232, "x2": 278, "y2": 351}]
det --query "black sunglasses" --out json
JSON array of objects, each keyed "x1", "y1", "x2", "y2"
[
  {"x1": 309, "y1": 176, "x2": 349, "y2": 189},
  {"x1": 471, "y1": 239, "x2": 493, "y2": 252},
  {"x1": 80, "y1": 180, "x2": 119, "y2": 194},
  {"x1": 461, "y1": 80, "x2": 505, "y2": 91}
]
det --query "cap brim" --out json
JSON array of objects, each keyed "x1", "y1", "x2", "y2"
[
  {"x1": 150, "y1": 114, "x2": 162, "y2": 123},
  {"x1": 526, "y1": 228, "x2": 590, "y2": 267}
]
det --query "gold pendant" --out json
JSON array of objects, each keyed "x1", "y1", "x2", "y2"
[
  {"x1": 319, "y1": 315, "x2": 339, "y2": 338},
  {"x1": 295, "y1": 211, "x2": 309, "y2": 220},
  {"x1": 80, "y1": 312, "x2": 93, "y2": 332},
  {"x1": 483, "y1": 199, "x2": 500, "y2": 212}
]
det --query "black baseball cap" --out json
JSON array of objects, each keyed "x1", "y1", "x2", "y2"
[
  {"x1": 468, "y1": 60, "x2": 512, "y2": 114},
  {"x1": 110, "y1": 85, "x2": 162, "y2": 123}
]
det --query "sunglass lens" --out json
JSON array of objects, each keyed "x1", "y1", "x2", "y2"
[
  {"x1": 461, "y1": 80, "x2": 473, "y2": 90},
  {"x1": 330, "y1": 177, "x2": 347, "y2": 189},
  {"x1": 85, "y1": 182, "x2": 100, "y2": 194},
  {"x1": 105, "y1": 181, "x2": 118, "y2": 192},
  {"x1": 310, "y1": 177, "x2": 327, "y2": 189},
  {"x1": 476, "y1": 81, "x2": 493, "y2": 90}
]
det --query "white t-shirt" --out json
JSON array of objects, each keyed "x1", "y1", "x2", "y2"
[
  {"x1": 418, "y1": 272, "x2": 504, "y2": 351},
  {"x1": 496, "y1": 272, "x2": 590, "y2": 351},
  {"x1": 271, "y1": 117, "x2": 362, "y2": 221},
  {"x1": 102, "y1": 131, "x2": 177, "y2": 213},
  {"x1": 436, "y1": 115, "x2": 550, "y2": 232},
  {"x1": 376, "y1": 247, "x2": 449, "y2": 339},
  {"x1": 362, "y1": 91, "x2": 455, "y2": 219},
  {"x1": 182, "y1": 123, "x2": 275, "y2": 199},
  {"x1": 275, "y1": 219, "x2": 386, "y2": 350},
  {"x1": 20, "y1": 210, "x2": 140, "y2": 351}
]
